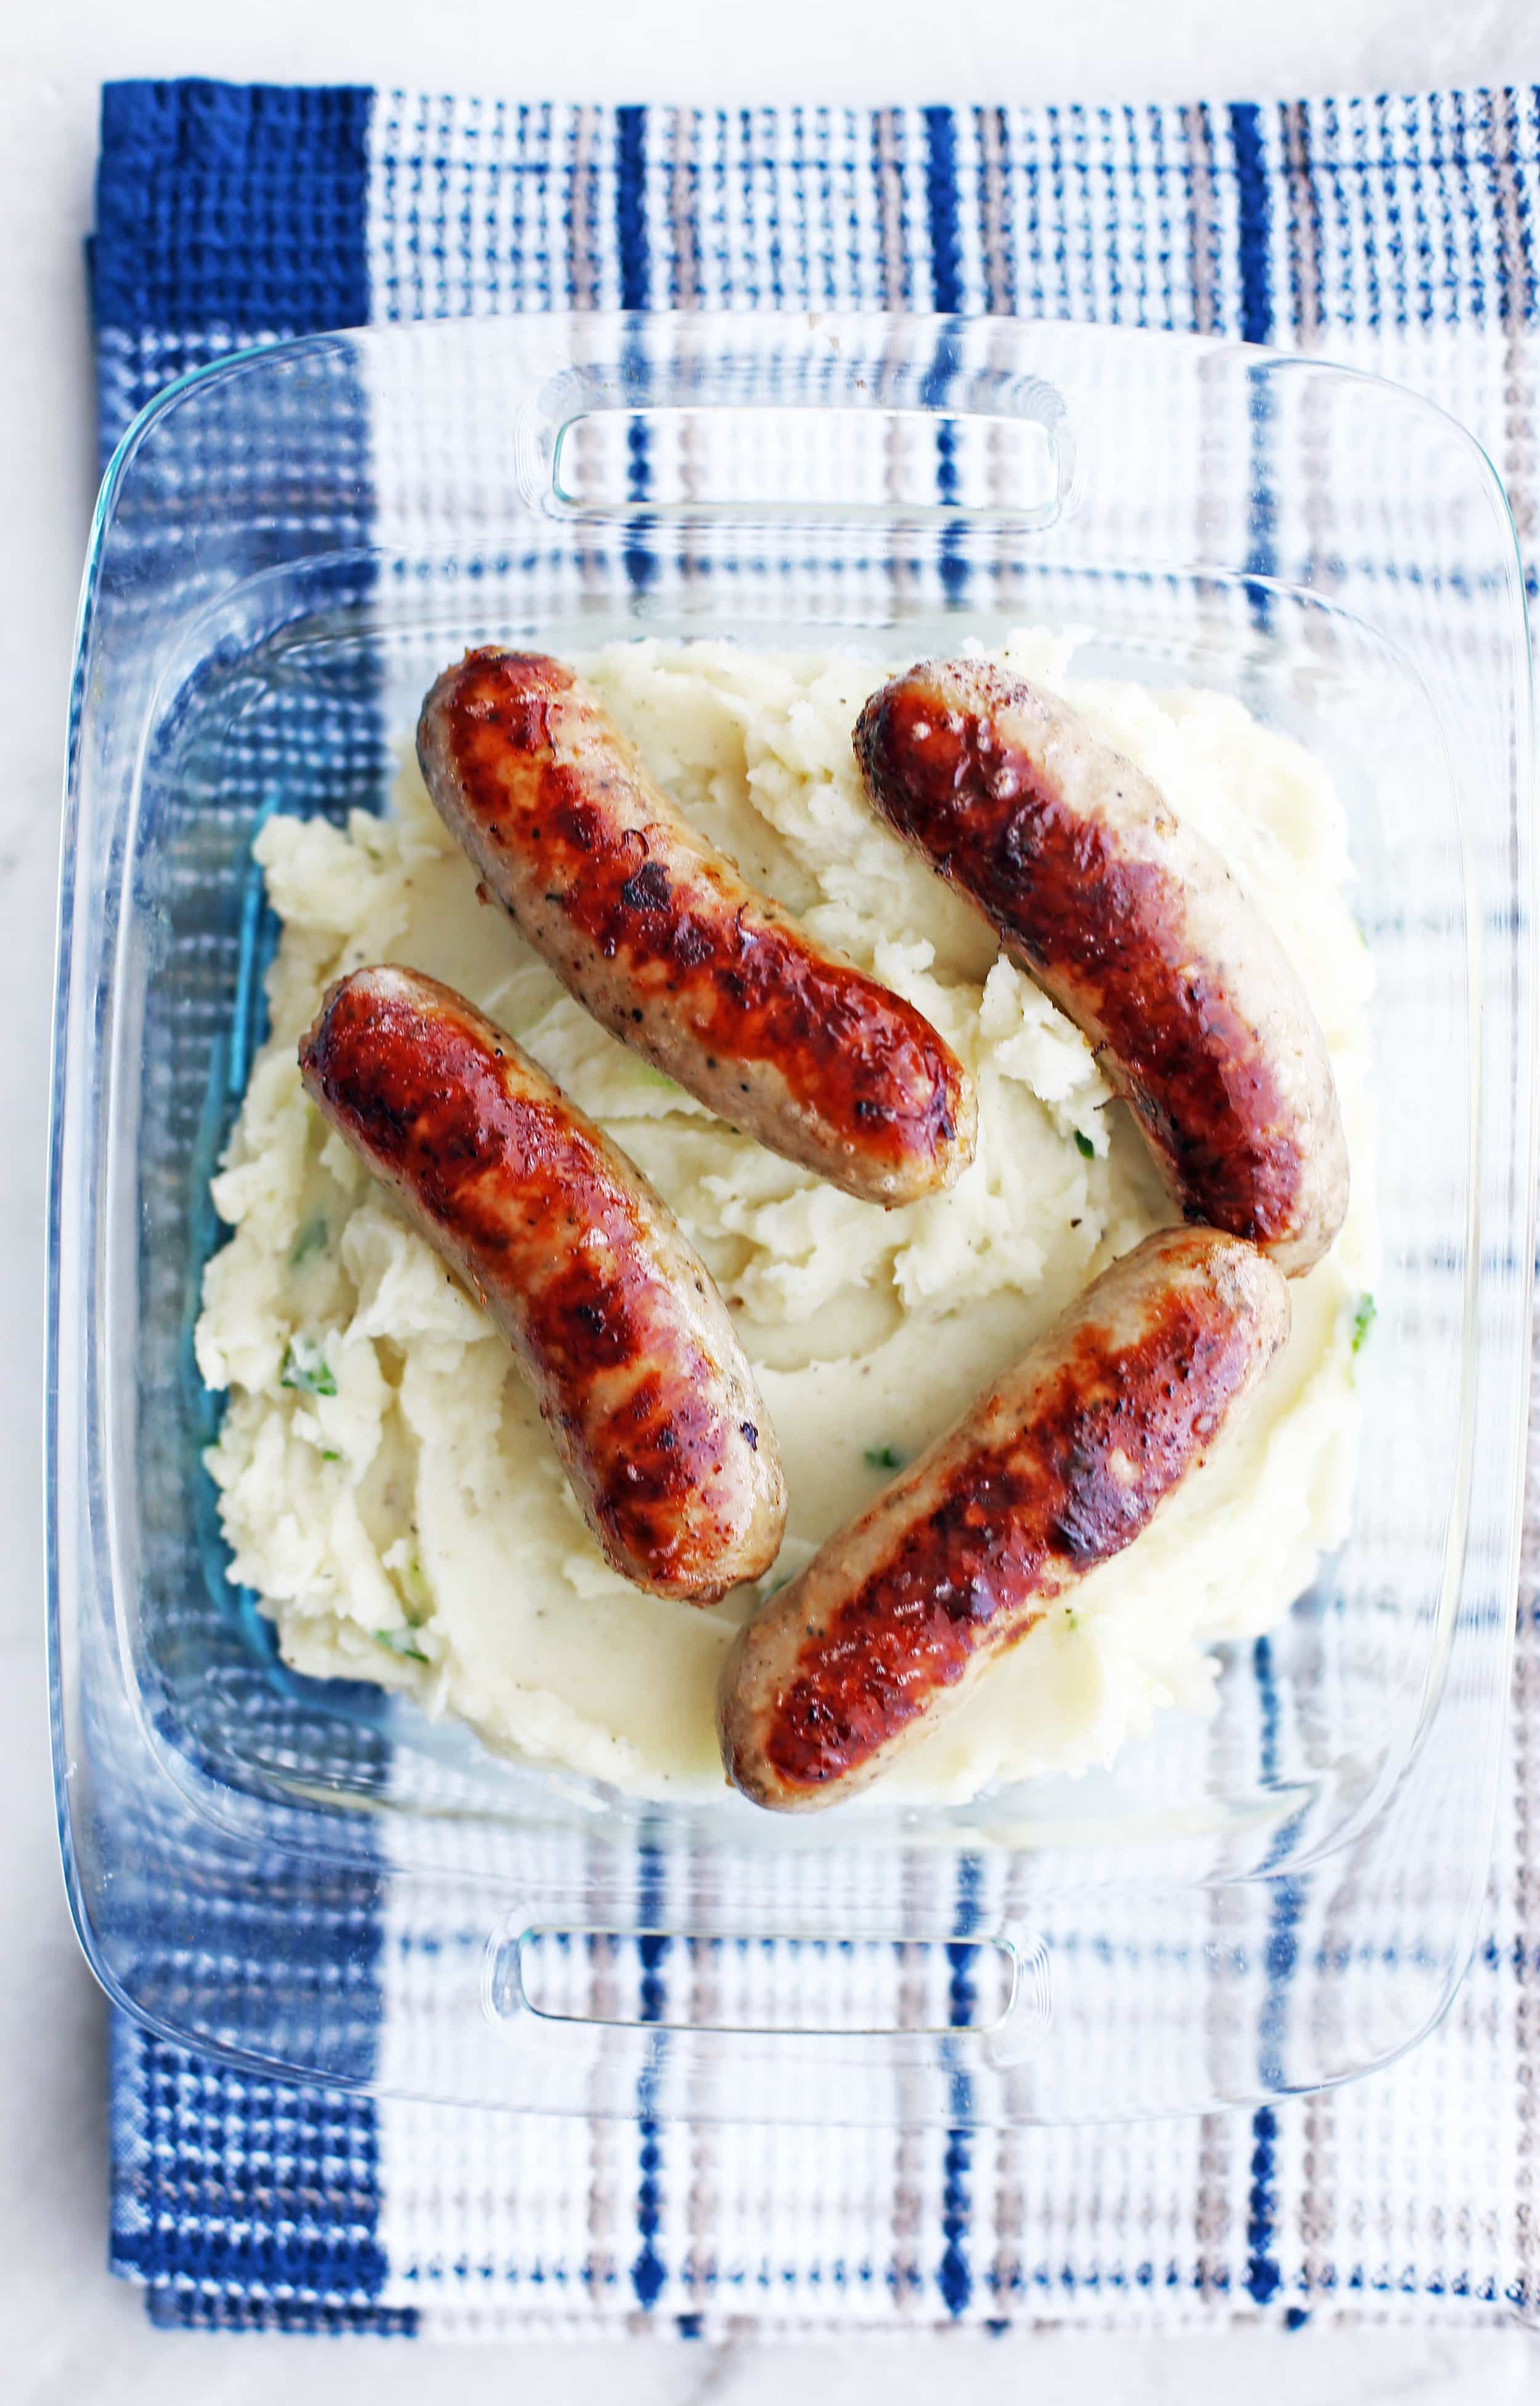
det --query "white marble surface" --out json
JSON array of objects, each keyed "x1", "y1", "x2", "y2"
[{"x1": 6, "y1": 2, "x2": 1540, "y2": 2396}]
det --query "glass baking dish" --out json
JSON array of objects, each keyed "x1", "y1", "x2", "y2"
[{"x1": 48, "y1": 313, "x2": 1534, "y2": 2125}]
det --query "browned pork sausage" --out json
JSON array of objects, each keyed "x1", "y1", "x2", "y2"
[
  {"x1": 417, "y1": 649, "x2": 976, "y2": 1206},
  {"x1": 854, "y1": 660, "x2": 1348, "y2": 1274},
  {"x1": 718, "y1": 1228, "x2": 1288, "y2": 1809},
  {"x1": 299, "y1": 965, "x2": 785, "y2": 1602}
]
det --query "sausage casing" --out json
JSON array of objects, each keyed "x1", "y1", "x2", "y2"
[
  {"x1": 718, "y1": 1228, "x2": 1288, "y2": 1809},
  {"x1": 299, "y1": 965, "x2": 786, "y2": 1602},
  {"x1": 854, "y1": 659, "x2": 1348, "y2": 1274},
  {"x1": 417, "y1": 649, "x2": 977, "y2": 1207}
]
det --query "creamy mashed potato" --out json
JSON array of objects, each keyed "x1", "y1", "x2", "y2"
[{"x1": 196, "y1": 632, "x2": 1375, "y2": 1803}]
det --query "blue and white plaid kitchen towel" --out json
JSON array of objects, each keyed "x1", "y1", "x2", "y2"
[{"x1": 95, "y1": 80, "x2": 1540, "y2": 2335}]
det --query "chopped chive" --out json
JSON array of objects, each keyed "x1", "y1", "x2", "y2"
[
  {"x1": 865, "y1": 1443, "x2": 905, "y2": 1472},
  {"x1": 320, "y1": 1449, "x2": 341, "y2": 1463},
  {"x1": 400, "y1": 1553, "x2": 434, "y2": 1620},
  {"x1": 281, "y1": 1337, "x2": 336, "y2": 1396},
  {"x1": 289, "y1": 1215, "x2": 329, "y2": 1266},
  {"x1": 1350, "y1": 1293, "x2": 1377, "y2": 1356},
  {"x1": 373, "y1": 1627, "x2": 429, "y2": 1664},
  {"x1": 1074, "y1": 1129, "x2": 1096, "y2": 1160}
]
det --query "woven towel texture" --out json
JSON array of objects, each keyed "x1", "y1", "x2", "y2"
[{"x1": 95, "y1": 81, "x2": 1540, "y2": 2336}]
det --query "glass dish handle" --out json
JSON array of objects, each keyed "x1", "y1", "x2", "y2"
[
  {"x1": 518, "y1": 330, "x2": 1076, "y2": 523},
  {"x1": 476, "y1": 1922, "x2": 1054, "y2": 2118}
]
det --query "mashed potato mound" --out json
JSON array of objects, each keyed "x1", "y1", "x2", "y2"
[{"x1": 196, "y1": 631, "x2": 1375, "y2": 1803}]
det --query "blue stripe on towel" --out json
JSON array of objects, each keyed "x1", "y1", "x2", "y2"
[
  {"x1": 939, "y1": 1852, "x2": 983, "y2": 2317},
  {"x1": 111, "y1": 2020, "x2": 414, "y2": 2334},
  {"x1": 92, "y1": 79, "x2": 372, "y2": 462},
  {"x1": 94, "y1": 75, "x2": 389, "y2": 2335},
  {"x1": 924, "y1": 107, "x2": 962, "y2": 312},
  {"x1": 1230, "y1": 103, "x2": 1278, "y2": 629},
  {"x1": 631, "y1": 1840, "x2": 670, "y2": 2311},
  {"x1": 616, "y1": 104, "x2": 650, "y2": 310},
  {"x1": 1228, "y1": 102, "x2": 1275, "y2": 344},
  {"x1": 1246, "y1": 1634, "x2": 1300, "y2": 2311}
]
